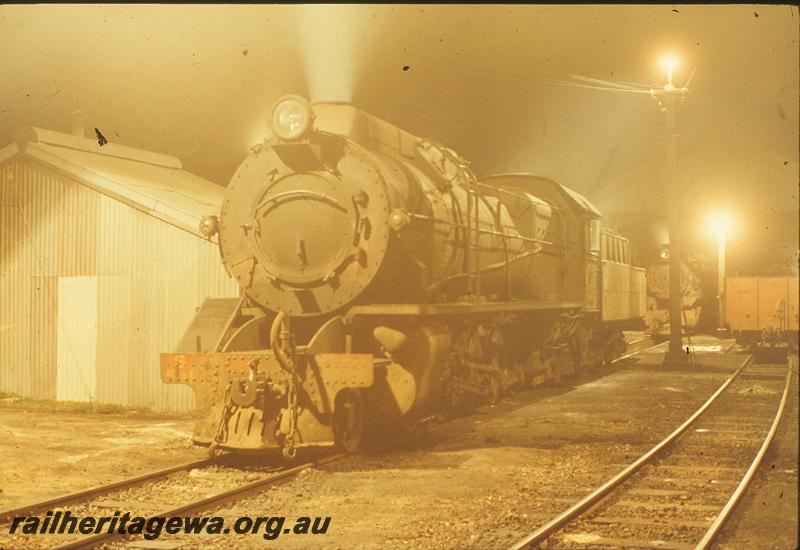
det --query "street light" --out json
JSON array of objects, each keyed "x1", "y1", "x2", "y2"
[
  {"x1": 651, "y1": 52, "x2": 689, "y2": 365},
  {"x1": 705, "y1": 209, "x2": 736, "y2": 334}
]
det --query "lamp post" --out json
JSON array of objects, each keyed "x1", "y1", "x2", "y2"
[
  {"x1": 717, "y1": 229, "x2": 726, "y2": 333},
  {"x1": 652, "y1": 54, "x2": 689, "y2": 365},
  {"x1": 706, "y1": 209, "x2": 734, "y2": 334}
]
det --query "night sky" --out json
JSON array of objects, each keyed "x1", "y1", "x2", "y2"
[{"x1": 1, "y1": 5, "x2": 797, "y2": 273}]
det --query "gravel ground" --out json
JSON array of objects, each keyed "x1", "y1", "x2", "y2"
[
  {"x1": 0, "y1": 465, "x2": 273, "y2": 549},
  {"x1": 0, "y1": 411, "x2": 203, "y2": 513},
  {"x1": 546, "y1": 359, "x2": 792, "y2": 549},
  {"x1": 108, "y1": 344, "x2": 742, "y2": 549},
  {"x1": 713, "y1": 355, "x2": 799, "y2": 550},
  {"x1": 2, "y1": 338, "x2": 794, "y2": 550}
]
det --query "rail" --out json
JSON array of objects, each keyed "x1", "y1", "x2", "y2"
[
  {"x1": 49, "y1": 453, "x2": 347, "y2": 550},
  {"x1": 0, "y1": 458, "x2": 213, "y2": 523},
  {"x1": 510, "y1": 353, "x2": 755, "y2": 550},
  {"x1": 695, "y1": 363, "x2": 793, "y2": 549}
]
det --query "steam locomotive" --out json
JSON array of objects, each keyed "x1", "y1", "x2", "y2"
[
  {"x1": 161, "y1": 95, "x2": 646, "y2": 458},
  {"x1": 644, "y1": 245, "x2": 709, "y2": 339}
]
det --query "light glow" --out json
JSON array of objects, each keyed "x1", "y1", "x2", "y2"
[
  {"x1": 704, "y1": 208, "x2": 736, "y2": 238},
  {"x1": 659, "y1": 54, "x2": 680, "y2": 90}
]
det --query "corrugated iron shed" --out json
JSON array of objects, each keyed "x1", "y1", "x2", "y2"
[{"x1": 0, "y1": 127, "x2": 239, "y2": 411}]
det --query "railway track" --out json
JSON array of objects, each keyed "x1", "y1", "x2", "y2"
[
  {"x1": 0, "y1": 333, "x2": 662, "y2": 549},
  {"x1": 0, "y1": 453, "x2": 346, "y2": 549},
  {"x1": 611, "y1": 339, "x2": 662, "y2": 364},
  {"x1": 510, "y1": 352, "x2": 794, "y2": 550},
  {"x1": 0, "y1": 458, "x2": 214, "y2": 525}
]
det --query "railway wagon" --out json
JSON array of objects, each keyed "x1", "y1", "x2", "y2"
[
  {"x1": 160, "y1": 96, "x2": 647, "y2": 458},
  {"x1": 726, "y1": 276, "x2": 799, "y2": 347}
]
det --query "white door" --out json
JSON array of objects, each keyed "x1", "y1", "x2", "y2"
[{"x1": 57, "y1": 276, "x2": 97, "y2": 402}]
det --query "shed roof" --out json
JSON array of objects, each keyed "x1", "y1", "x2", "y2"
[{"x1": 0, "y1": 127, "x2": 224, "y2": 238}]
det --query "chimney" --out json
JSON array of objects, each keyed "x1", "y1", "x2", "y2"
[{"x1": 71, "y1": 109, "x2": 85, "y2": 138}]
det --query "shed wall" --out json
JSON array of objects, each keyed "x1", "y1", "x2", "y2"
[
  {"x1": 95, "y1": 193, "x2": 239, "y2": 410},
  {"x1": 0, "y1": 157, "x2": 238, "y2": 410}
]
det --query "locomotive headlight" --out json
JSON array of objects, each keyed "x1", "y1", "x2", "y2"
[{"x1": 270, "y1": 95, "x2": 314, "y2": 141}]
